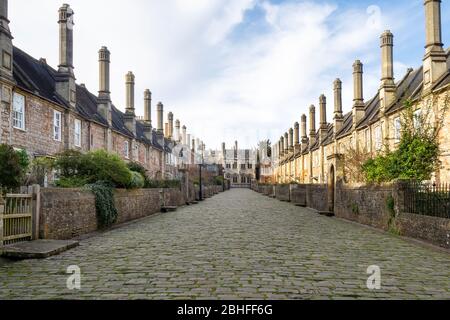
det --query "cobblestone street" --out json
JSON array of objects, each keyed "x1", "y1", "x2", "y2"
[{"x1": 0, "y1": 189, "x2": 449, "y2": 300}]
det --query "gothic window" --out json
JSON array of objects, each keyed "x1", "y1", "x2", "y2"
[
  {"x1": 413, "y1": 109, "x2": 422, "y2": 130},
  {"x1": 53, "y1": 110, "x2": 62, "y2": 141},
  {"x1": 241, "y1": 164, "x2": 246, "y2": 170},
  {"x1": 248, "y1": 164, "x2": 253, "y2": 169},
  {"x1": 12, "y1": 93, "x2": 25, "y2": 130},
  {"x1": 74, "y1": 119, "x2": 82, "y2": 147}
]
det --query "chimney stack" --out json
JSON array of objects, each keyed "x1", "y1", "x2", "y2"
[
  {"x1": 309, "y1": 105, "x2": 317, "y2": 147},
  {"x1": 97, "y1": 47, "x2": 112, "y2": 125},
  {"x1": 168, "y1": 113, "x2": 174, "y2": 140},
  {"x1": 124, "y1": 72, "x2": 136, "y2": 135},
  {"x1": 352, "y1": 60, "x2": 365, "y2": 127},
  {"x1": 288, "y1": 128, "x2": 294, "y2": 151},
  {"x1": 379, "y1": 30, "x2": 396, "y2": 115},
  {"x1": 182, "y1": 126, "x2": 187, "y2": 145},
  {"x1": 294, "y1": 122, "x2": 300, "y2": 146},
  {"x1": 280, "y1": 136, "x2": 285, "y2": 157},
  {"x1": 423, "y1": 0, "x2": 447, "y2": 91},
  {"x1": 333, "y1": 79, "x2": 344, "y2": 134},
  {"x1": 319, "y1": 95, "x2": 328, "y2": 143},
  {"x1": 56, "y1": 4, "x2": 76, "y2": 108},
  {"x1": 0, "y1": 0, "x2": 14, "y2": 83},
  {"x1": 284, "y1": 132, "x2": 289, "y2": 153},
  {"x1": 175, "y1": 120, "x2": 181, "y2": 142},
  {"x1": 156, "y1": 102, "x2": 164, "y2": 134},
  {"x1": 143, "y1": 90, "x2": 152, "y2": 140},
  {"x1": 301, "y1": 114, "x2": 308, "y2": 150}
]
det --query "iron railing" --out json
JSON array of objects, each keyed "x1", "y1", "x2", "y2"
[{"x1": 404, "y1": 182, "x2": 450, "y2": 219}]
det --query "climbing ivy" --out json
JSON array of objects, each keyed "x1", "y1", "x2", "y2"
[{"x1": 85, "y1": 181, "x2": 118, "y2": 228}]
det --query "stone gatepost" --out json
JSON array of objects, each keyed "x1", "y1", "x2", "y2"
[{"x1": 392, "y1": 180, "x2": 409, "y2": 215}]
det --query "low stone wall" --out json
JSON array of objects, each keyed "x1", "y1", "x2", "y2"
[
  {"x1": 254, "y1": 181, "x2": 450, "y2": 249},
  {"x1": 275, "y1": 185, "x2": 290, "y2": 202},
  {"x1": 40, "y1": 188, "x2": 98, "y2": 240},
  {"x1": 290, "y1": 184, "x2": 306, "y2": 206},
  {"x1": 305, "y1": 184, "x2": 328, "y2": 212},
  {"x1": 40, "y1": 185, "x2": 225, "y2": 240},
  {"x1": 334, "y1": 183, "x2": 393, "y2": 230},
  {"x1": 397, "y1": 212, "x2": 450, "y2": 249}
]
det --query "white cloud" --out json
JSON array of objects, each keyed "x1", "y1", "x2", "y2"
[{"x1": 9, "y1": 0, "x2": 419, "y2": 149}]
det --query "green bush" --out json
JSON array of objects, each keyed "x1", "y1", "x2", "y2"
[
  {"x1": 0, "y1": 144, "x2": 29, "y2": 193},
  {"x1": 214, "y1": 176, "x2": 224, "y2": 186},
  {"x1": 54, "y1": 150, "x2": 133, "y2": 188},
  {"x1": 85, "y1": 181, "x2": 117, "y2": 228},
  {"x1": 128, "y1": 171, "x2": 145, "y2": 189},
  {"x1": 55, "y1": 176, "x2": 89, "y2": 188}
]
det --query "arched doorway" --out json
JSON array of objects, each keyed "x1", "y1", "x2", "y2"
[{"x1": 328, "y1": 165, "x2": 335, "y2": 213}]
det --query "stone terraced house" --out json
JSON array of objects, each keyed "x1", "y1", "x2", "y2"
[
  {"x1": 0, "y1": 1, "x2": 194, "y2": 182},
  {"x1": 272, "y1": 0, "x2": 450, "y2": 186}
]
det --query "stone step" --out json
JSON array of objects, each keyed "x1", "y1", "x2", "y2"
[{"x1": 1, "y1": 240, "x2": 79, "y2": 260}]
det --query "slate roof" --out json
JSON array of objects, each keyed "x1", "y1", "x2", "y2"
[{"x1": 12, "y1": 46, "x2": 166, "y2": 152}]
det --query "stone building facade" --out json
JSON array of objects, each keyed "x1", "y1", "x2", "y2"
[
  {"x1": 204, "y1": 141, "x2": 257, "y2": 188},
  {"x1": 0, "y1": 1, "x2": 197, "y2": 182},
  {"x1": 272, "y1": 0, "x2": 450, "y2": 186}
]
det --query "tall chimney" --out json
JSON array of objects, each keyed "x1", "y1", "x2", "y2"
[
  {"x1": 143, "y1": 89, "x2": 152, "y2": 140},
  {"x1": 333, "y1": 79, "x2": 344, "y2": 134},
  {"x1": 124, "y1": 72, "x2": 136, "y2": 135},
  {"x1": 284, "y1": 132, "x2": 289, "y2": 153},
  {"x1": 187, "y1": 134, "x2": 191, "y2": 149},
  {"x1": 97, "y1": 46, "x2": 112, "y2": 125},
  {"x1": 294, "y1": 122, "x2": 300, "y2": 146},
  {"x1": 56, "y1": 4, "x2": 76, "y2": 108},
  {"x1": 0, "y1": 0, "x2": 13, "y2": 83},
  {"x1": 379, "y1": 30, "x2": 396, "y2": 115},
  {"x1": 191, "y1": 139, "x2": 196, "y2": 164},
  {"x1": 423, "y1": 0, "x2": 447, "y2": 91},
  {"x1": 182, "y1": 126, "x2": 187, "y2": 145},
  {"x1": 319, "y1": 94, "x2": 328, "y2": 143},
  {"x1": 280, "y1": 136, "x2": 285, "y2": 156},
  {"x1": 175, "y1": 120, "x2": 181, "y2": 142},
  {"x1": 301, "y1": 114, "x2": 308, "y2": 150},
  {"x1": 144, "y1": 89, "x2": 152, "y2": 125},
  {"x1": 168, "y1": 113, "x2": 174, "y2": 140},
  {"x1": 288, "y1": 128, "x2": 294, "y2": 151},
  {"x1": 352, "y1": 60, "x2": 365, "y2": 127},
  {"x1": 156, "y1": 102, "x2": 164, "y2": 134},
  {"x1": 309, "y1": 105, "x2": 317, "y2": 146}
]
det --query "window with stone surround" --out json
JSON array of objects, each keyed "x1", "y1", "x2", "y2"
[
  {"x1": 394, "y1": 117, "x2": 401, "y2": 143},
  {"x1": 74, "y1": 119, "x2": 82, "y2": 147},
  {"x1": 413, "y1": 109, "x2": 422, "y2": 130},
  {"x1": 53, "y1": 110, "x2": 62, "y2": 141},
  {"x1": 124, "y1": 141, "x2": 130, "y2": 159},
  {"x1": 13, "y1": 92, "x2": 25, "y2": 130}
]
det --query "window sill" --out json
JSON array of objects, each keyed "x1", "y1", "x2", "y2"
[{"x1": 13, "y1": 126, "x2": 26, "y2": 132}]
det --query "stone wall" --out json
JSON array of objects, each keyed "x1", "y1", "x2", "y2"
[
  {"x1": 39, "y1": 186, "x2": 226, "y2": 240},
  {"x1": 275, "y1": 185, "x2": 290, "y2": 202},
  {"x1": 334, "y1": 182, "x2": 393, "y2": 230},
  {"x1": 254, "y1": 182, "x2": 450, "y2": 249}
]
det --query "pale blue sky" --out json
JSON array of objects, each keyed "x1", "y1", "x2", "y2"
[{"x1": 9, "y1": 0, "x2": 450, "y2": 149}]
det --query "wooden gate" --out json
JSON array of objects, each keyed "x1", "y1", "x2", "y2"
[{"x1": 2, "y1": 194, "x2": 33, "y2": 245}]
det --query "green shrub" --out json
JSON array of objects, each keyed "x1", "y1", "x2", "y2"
[
  {"x1": 54, "y1": 150, "x2": 133, "y2": 188},
  {"x1": 0, "y1": 144, "x2": 28, "y2": 193},
  {"x1": 26, "y1": 157, "x2": 55, "y2": 186},
  {"x1": 85, "y1": 181, "x2": 118, "y2": 228},
  {"x1": 214, "y1": 176, "x2": 224, "y2": 186},
  {"x1": 128, "y1": 171, "x2": 145, "y2": 189},
  {"x1": 55, "y1": 176, "x2": 89, "y2": 188}
]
